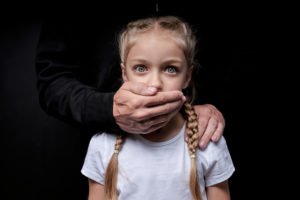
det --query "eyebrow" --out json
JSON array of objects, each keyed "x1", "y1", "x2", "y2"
[
  {"x1": 128, "y1": 58, "x2": 148, "y2": 63},
  {"x1": 128, "y1": 57, "x2": 185, "y2": 64}
]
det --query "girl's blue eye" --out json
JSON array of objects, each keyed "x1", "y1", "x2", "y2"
[
  {"x1": 135, "y1": 65, "x2": 146, "y2": 73},
  {"x1": 165, "y1": 67, "x2": 177, "y2": 74}
]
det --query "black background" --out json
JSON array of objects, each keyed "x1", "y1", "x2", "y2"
[{"x1": 0, "y1": 2, "x2": 279, "y2": 200}]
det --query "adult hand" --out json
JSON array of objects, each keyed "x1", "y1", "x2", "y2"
[
  {"x1": 193, "y1": 104, "x2": 225, "y2": 149},
  {"x1": 113, "y1": 81, "x2": 185, "y2": 134}
]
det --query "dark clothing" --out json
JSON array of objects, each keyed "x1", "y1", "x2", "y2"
[
  {"x1": 36, "y1": 20, "x2": 120, "y2": 134},
  {"x1": 35, "y1": 4, "x2": 162, "y2": 134}
]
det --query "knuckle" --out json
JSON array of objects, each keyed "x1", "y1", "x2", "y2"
[
  {"x1": 130, "y1": 98, "x2": 140, "y2": 108},
  {"x1": 133, "y1": 111, "x2": 146, "y2": 121},
  {"x1": 204, "y1": 107, "x2": 213, "y2": 115},
  {"x1": 113, "y1": 94, "x2": 121, "y2": 104}
]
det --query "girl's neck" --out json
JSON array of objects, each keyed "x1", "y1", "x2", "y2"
[{"x1": 141, "y1": 114, "x2": 185, "y2": 142}]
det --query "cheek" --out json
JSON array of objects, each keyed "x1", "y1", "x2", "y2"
[
  {"x1": 162, "y1": 77, "x2": 187, "y2": 91},
  {"x1": 125, "y1": 71, "x2": 145, "y2": 82}
]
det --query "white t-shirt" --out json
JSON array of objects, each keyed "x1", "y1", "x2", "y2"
[{"x1": 81, "y1": 124, "x2": 235, "y2": 200}]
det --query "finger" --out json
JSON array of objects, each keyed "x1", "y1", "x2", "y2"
[
  {"x1": 117, "y1": 121, "x2": 146, "y2": 134},
  {"x1": 123, "y1": 121, "x2": 167, "y2": 134},
  {"x1": 184, "y1": 130, "x2": 188, "y2": 142},
  {"x1": 140, "y1": 114, "x2": 169, "y2": 128},
  {"x1": 133, "y1": 100, "x2": 183, "y2": 121},
  {"x1": 144, "y1": 91, "x2": 184, "y2": 107},
  {"x1": 141, "y1": 121, "x2": 168, "y2": 134},
  {"x1": 198, "y1": 118, "x2": 218, "y2": 149},
  {"x1": 196, "y1": 117, "x2": 209, "y2": 141},
  {"x1": 117, "y1": 114, "x2": 171, "y2": 134},
  {"x1": 207, "y1": 104, "x2": 225, "y2": 126},
  {"x1": 141, "y1": 108, "x2": 179, "y2": 128},
  {"x1": 122, "y1": 81, "x2": 158, "y2": 95},
  {"x1": 214, "y1": 107, "x2": 225, "y2": 125},
  {"x1": 211, "y1": 122, "x2": 224, "y2": 142}
]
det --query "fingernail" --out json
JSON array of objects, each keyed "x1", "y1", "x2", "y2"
[
  {"x1": 200, "y1": 142, "x2": 205, "y2": 149},
  {"x1": 212, "y1": 136, "x2": 218, "y2": 142},
  {"x1": 182, "y1": 96, "x2": 186, "y2": 102}
]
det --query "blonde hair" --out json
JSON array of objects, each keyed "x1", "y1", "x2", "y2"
[
  {"x1": 105, "y1": 16, "x2": 202, "y2": 200},
  {"x1": 104, "y1": 135, "x2": 123, "y2": 200},
  {"x1": 119, "y1": 16, "x2": 197, "y2": 70}
]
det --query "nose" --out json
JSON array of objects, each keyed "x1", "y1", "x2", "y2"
[{"x1": 149, "y1": 71, "x2": 163, "y2": 91}]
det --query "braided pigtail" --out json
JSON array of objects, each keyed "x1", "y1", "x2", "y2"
[
  {"x1": 184, "y1": 102, "x2": 202, "y2": 200},
  {"x1": 104, "y1": 135, "x2": 124, "y2": 200}
]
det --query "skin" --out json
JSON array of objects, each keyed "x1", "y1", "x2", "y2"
[
  {"x1": 90, "y1": 29, "x2": 230, "y2": 199},
  {"x1": 88, "y1": 179, "x2": 105, "y2": 200},
  {"x1": 113, "y1": 82, "x2": 185, "y2": 135},
  {"x1": 206, "y1": 181, "x2": 231, "y2": 200}
]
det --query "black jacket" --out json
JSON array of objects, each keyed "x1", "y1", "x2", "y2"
[{"x1": 35, "y1": 17, "x2": 130, "y2": 133}]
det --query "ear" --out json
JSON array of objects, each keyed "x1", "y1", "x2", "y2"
[
  {"x1": 183, "y1": 70, "x2": 192, "y2": 89},
  {"x1": 121, "y1": 63, "x2": 128, "y2": 81}
]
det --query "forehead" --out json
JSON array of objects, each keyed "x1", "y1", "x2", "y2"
[
  {"x1": 135, "y1": 28, "x2": 181, "y2": 41},
  {"x1": 129, "y1": 35, "x2": 184, "y2": 56},
  {"x1": 129, "y1": 29, "x2": 185, "y2": 51}
]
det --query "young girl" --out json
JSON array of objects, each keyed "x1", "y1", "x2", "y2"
[{"x1": 81, "y1": 16, "x2": 235, "y2": 200}]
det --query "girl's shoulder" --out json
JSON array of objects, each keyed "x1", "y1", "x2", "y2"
[
  {"x1": 87, "y1": 132, "x2": 117, "y2": 153},
  {"x1": 197, "y1": 136, "x2": 231, "y2": 162},
  {"x1": 196, "y1": 136, "x2": 235, "y2": 186}
]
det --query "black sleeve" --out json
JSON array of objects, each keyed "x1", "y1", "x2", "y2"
[{"x1": 35, "y1": 20, "x2": 120, "y2": 133}]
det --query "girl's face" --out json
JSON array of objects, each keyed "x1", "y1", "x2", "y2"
[{"x1": 122, "y1": 30, "x2": 191, "y2": 92}]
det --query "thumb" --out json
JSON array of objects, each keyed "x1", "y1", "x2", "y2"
[{"x1": 122, "y1": 81, "x2": 157, "y2": 96}]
